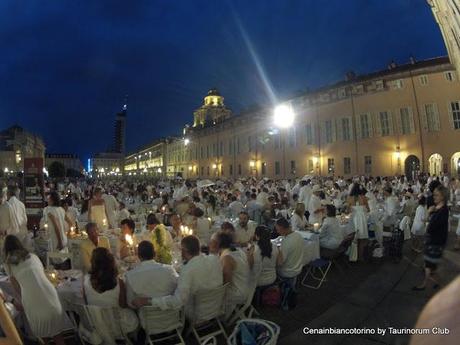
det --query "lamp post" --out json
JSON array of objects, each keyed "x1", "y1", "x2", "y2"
[{"x1": 273, "y1": 104, "x2": 295, "y2": 179}]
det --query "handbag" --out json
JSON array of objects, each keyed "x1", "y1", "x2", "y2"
[
  {"x1": 349, "y1": 240, "x2": 358, "y2": 262},
  {"x1": 261, "y1": 285, "x2": 281, "y2": 307}
]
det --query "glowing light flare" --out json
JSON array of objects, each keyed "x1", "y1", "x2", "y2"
[{"x1": 274, "y1": 104, "x2": 295, "y2": 128}]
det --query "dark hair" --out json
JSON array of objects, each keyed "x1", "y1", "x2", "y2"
[
  {"x1": 193, "y1": 207, "x2": 204, "y2": 217},
  {"x1": 207, "y1": 195, "x2": 217, "y2": 210},
  {"x1": 384, "y1": 186, "x2": 393, "y2": 195},
  {"x1": 181, "y1": 235, "x2": 200, "y2": 256},
  {"x1": 239, "y1": 211, "x2": 249, "y2": 217},
  {"x1": 85, "y1": 222, "x2": 98, "y2": 233},
  {"x1": 326, "y1": 204, "x2": 336, "y2": 217},
  {"x1": 255, "y1": 226, "x2": 272, "y2": 259},
  {"x1": 146, "y1": 213, "x2": 160, "y2": 225},
  {"x1": 221, "y1": 221, "x2": 235, "y2": 233},
  {"x1": 275, "y1": 217, "x2": 290, "y2": 229},
  {"x1": 120, "y1": 218, "x2": 135, "y2": 233},
  {"x1": 48, "y1": 191, "x2": 61, "y2": 207},
  {"x1": 4, "y1": 235, "x2": 29, "y2": 264},
  {"x1": 216, "y1": 231, "x2": 234, "y2": 250},
  {"x1": 138, "y1": 240, "x2": 155, "y2": 260},
  {"x1": 89, "y1": 247, "x2": 118, "y2": 293},
  {"x1": 349, "y1": 183, "x2": 361, "y2": 197},
  {"x1": 81, "y1": 199, "x2": 89, "y2": 214},
  {"x1": 418, "y1": 196, "x2": 426, "y2": 206},
  {"x1": 428, "y1": 179, "x2": 442, "y2": 193}
]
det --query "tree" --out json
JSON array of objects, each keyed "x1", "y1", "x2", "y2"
[
  {"x1": 48, "y1": 161, "x2": 66, "y2": 178},
  {"x1": 66, "y1": 168, "x2": 82, "y2": 178}
]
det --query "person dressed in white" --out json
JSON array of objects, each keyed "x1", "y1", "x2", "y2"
[
  {"x1": 411, "y1": 196, "x2": 427, "y2": 253},
  {"x1": 228, "y1": 195, "x2": 244, "y2": 218},
  {"x1": 5, "y1": 187, "x2": 29, "y2": 246},
  {"x1": 319, "y1": 205, "x2": 344, "y2": 250},
  {"x1": 383, "y1": 186, "x2": 399, "y2": 229},
  {"x1": 43, "y1": 191, "x2": 68, "y2": 253},
  {"x1": 117, "y1": 202, "x2": 130, "y2": 225},
  {"x1": 0, "y1": 187, "x2": 12, "y2": 235},
  {"x1": 4, "y1": 235, "x2": 69, "y2": 345},
  {"x1": 233, "y1": 211, "x2": 256, "y2": 246},
  {"x1": 125, "y1": 241, "x2": 177, "y2": 306},
  {"x1": 298, "y1": 180, "x2": 312, "y2": 210},
  {"x1": 193, "y1": 208, "x2": 212, "y2": 245},
  {"x1": 247, "y1": 225, "x2": 281, "y2": 287},
  {"x1": 275, "y1": 217, "x2": 304, "y2": 279},
  {"x1": 83, "y1": 247, "x2": 138, "y2": 335},
  {"x1": 308, "y1": 185, "x2": 324, "y2": 224},
  {"x1": 217, "y1": 232, "x2": 251, "y2": 310},
  {"x1": 102, "y1": 191, "x2": 119, "y2": 229},
  {"x1": 133, "y1": 236, "x2": 223, "y2": 319},
  {"x1": 88, "y1": 187, "x2": 109, "y2": 231},
  {"x1": 347, "y1": 184, "x2": 369, "y2": 261},
  {"x1": 290, "y1": 203, "x2": 308, "y2": 232}
]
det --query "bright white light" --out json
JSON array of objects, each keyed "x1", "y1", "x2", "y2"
[
  {"x1": 274, "y1": 104, "x2": 295, "y2": 128},
  {"x1": 157, "y1": 168, "x2": 162, "y2": 173},
  {"x1": 184, "y1": 138, "x2": 190, "y2": 146}
]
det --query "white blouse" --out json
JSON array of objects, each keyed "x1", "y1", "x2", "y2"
[
  {"x1": 290, "y1": 213, "x2": 307, "y2": 232},
  {"x1": 253, "y1": 244, "x2": 279, "y2": 287}
]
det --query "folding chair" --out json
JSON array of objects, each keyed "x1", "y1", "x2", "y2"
[
  {"x1": 320, "y1": 232, "x2": 355, "y2": 274},
  {"x1": 227, "y1": 281, "x2": 258, "y2": 326},
  {"x1": 138, "y1": 306, "x2": 185, "y2": 345},
  {"x1": 46, "y1": 251, "x2": 73, "y2": 270},
  {"x1": 301, "y1": 258, "x2": 332, "y2": 289},
  {"x1": 188, "y1": 283, "x2": 228, "y2": 344},
  {"x1": 66, "y1": 301, "x2": 101, "y2": 345}
]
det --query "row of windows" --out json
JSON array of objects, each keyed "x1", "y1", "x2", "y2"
[{"x1": 195, "y1": 156, "x2": 374, "y2": 176}]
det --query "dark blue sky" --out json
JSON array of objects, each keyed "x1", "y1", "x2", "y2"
[{"x1": 0, "y1": 0, "x2": 446, "y2": 161}]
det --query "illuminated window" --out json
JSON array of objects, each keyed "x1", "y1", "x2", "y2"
[{"x1": 379, "y1": 111, "x2": 390, "y2": 136}]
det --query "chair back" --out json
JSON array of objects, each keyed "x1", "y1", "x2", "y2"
[
  {"x1": 139, "y1": 306, "x2": 184, "y2": 336},
  {"x1": 85, "y1": 305, "x2": 127, "y2": 344},
  {"x1": 191, "y1": 283, "x2": 228, "y2": 323},
  {"x1": 338, "y1": 233, "x2": 355, "y2": 253},
  {"x1": 228, "y1": 318, "x2": 280, "y2": 345}
]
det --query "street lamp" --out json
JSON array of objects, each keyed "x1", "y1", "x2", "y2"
[
  {"x1": 274, "y1": 104, "x2": 295, "y2": 128},
  {"x1": 184, "y1": 138, "x2": 190, "y2": 146},
  {"x1": 274, "y1": 103, "x2": 295, "y2": 178}
]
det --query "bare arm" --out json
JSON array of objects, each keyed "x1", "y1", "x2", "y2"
[
  {"x1": 48, "y1": 213, "x2": 63, "y2": 250},
  {"x1": 221, "y1": 255, "x2": 235, "y2": 285},
  {"x1": 118, "y1": 279, "x2": 128, "y2": 308}
]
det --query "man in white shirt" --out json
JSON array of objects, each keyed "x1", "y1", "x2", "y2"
[
  {"x1": 233, "y1": 211, "x2": 256, "y2": 246},
  {"x1": 102, "y1": 192, "x2": 119, "y2": 229},
  {"x1": 132, "y1": 235, "x2": 223, "y2": 318},
  {"x1": 275, "y1": 217, "x2": 304, "y2": 279},
  {"x1": 308, "y1": 185, "x2": 324, "y2": 224},
  {"x1": 228, "y1": 195, "x2": 243, "y2": 218},
  {"x1": 0, "y1": 187, "x2": 11, "y2": 234},
  {"x1": 126, "y1": 241, "x2": 178, "y2": 307},
  {"x1": 6, "y1": 187, "x2": 28, "y2": 243},
  {"x1": 256, "y1": 187, "x2": 269, "y2": 209},
  {"x1": 299, "y1": 179, "x2": 312, "y2": 210},
  {"x1": 383, "y1": 186, "x2": 399, "y2": 228}
]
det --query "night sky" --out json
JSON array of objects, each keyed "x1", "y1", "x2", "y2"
[{"x1": 0, "y1": 0, "x2": 446, "y2": 162}]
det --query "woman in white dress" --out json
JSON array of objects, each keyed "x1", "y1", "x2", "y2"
[
  {"x1": 88, "y1": 187, "x2": 109, "y2": 231},
  {"x1": 411, "y1": 196, "x2": 427, "y2": 253},
  {"x1": 43, "y1": 191, "x2": 68, "y2": 253},
  {"x1": 193, "y1": 208, "x2": 212, "y2": 245},
  {"x1": 348, "y1": 184, "x2": 369, "y2": 261},
  {"x1": 83, "y1": 247, "x2": 138, "y2": 334},
  {"x1": 4, "y1": 235, "x2": 69, "y2": 344},
  {"x1": 290, "y1": 203, "x2": 308, "y2": 232},
  {"x1": 247, "y1": 226, "x2": 281, "y2": 287},
  {"x1": 319, "y1": 205, "x2": 344, "y2": 250},
  {"x1": 217, "y1": 232, "x2": 251, "y2": 313}
]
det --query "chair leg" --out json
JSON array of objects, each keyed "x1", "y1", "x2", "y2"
[
  {"x1": 216, "y1": 318, "x2": 228, "y2": 340},
  {"x1": 302, "y1": 262, "x2": 332, "y2": 289}
]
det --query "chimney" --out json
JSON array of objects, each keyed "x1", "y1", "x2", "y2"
[{"x1": 345, "y1": 71, "x2": 356, "y2": 81}]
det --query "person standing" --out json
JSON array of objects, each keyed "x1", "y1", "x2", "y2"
[
  {"x1": 102, "y1": 191, "x2": 119, "y2": 229},
  {"x1": 88, "y1": 187, "x2": 109, "y2": 231},
  {"x1": 5, "y1": 187, "x2": 29, "y2": 247},
  {"x1": 413, "y1": 185, "x2": 449, "y2": 291}
]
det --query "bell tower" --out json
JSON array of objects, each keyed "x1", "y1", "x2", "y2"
[{"x1": 193, "y1": 88, "x2": 231, "y2": 127}]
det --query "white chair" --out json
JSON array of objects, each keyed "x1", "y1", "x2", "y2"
[
  {"x1": 138, "y1": 306, "x2": 185, "y2": 345},
  {"x1": 85, "y1": 305, "x2": 135, "y2": 345},
  {"x1": 46, "y1": 251, "x2": 73, "y2": 270},
  {"x1": 226, "y1": 281, "x2": 258, "y2": 326},
  {"x1": 227, "y1": 319, "x2": 280, "y2": 345},
  {"x1": 301, "y1": 258, "x2": 332, "y2": 289},
  {"x1": 188, "y1": 283, "x2": 229, "y2": 344},
  {"x1": 67, "y1": 302, "x2": 102, "y2": 345}
]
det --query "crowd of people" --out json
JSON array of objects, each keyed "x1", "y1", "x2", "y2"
[{"x1": 0, "y1": 172, "x2": 458, "y2": 343}]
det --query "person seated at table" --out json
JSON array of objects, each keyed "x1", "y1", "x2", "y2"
[
  {"x1": 233, "y1": 211, "x2": 257, "y2": 246},
  {"x1": 290, "y1": 203, "x2": 308, "y2": 232},
  {"x1": 247, "y1": 225, "x2": 282, "y2": 287},
  {"x1": 83, "y1": 247, "x2": 138, "y2": 335},
  {"x1": 119, "y1": 218, "x2": 137, "y2": 260},
  {"x1": 319, "y1": 205, "x2": 344, "y2": 251},
  {"x1": 141, "y1": 214, "x2": 173, "y2": 264},
  {"x1": 3, "y1": 235, "x2": 69, "y2": 345},
  {"x1": 275, "y1": 217, "x2": 304, "y2": 280},
  {"x1": 193, "y1": 208, "x2": 212, "y2": 245},
  {"x1": 125, "y1": 241, "x2": 177, "y2": 307},
  {"x1": 80, "y1": 222, "x2": 111, "y2": 273},
  {"x1": 132, "y1": 236, "x2": 223, "y2": 318},
  {"x1": 117, "y1": 202, "x2": 131, "y2": 225},
  {"x1": 216, "y1": 231, "x2": 251, "y2": 312},
  {"x1": 166, "y1": 214, "x2": 182, "y2": 239},
  {"x1": 228, "y1": 195, "x2": 244, "y2": 218}
]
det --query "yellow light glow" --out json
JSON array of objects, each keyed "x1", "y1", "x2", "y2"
[
  {"x1": 212, "y1": 164, "x2": 217, "y2": 169},
  {"x1": 274, "y1": 104, "x2": 295, "y2": 128}
]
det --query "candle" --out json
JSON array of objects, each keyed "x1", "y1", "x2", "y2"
[
  {"x1": 207, "y1": 217, "x2": 212, "y2": 222},
  {"x1": 51, "y1": 272, "x2": 56, "y2": 279},
  {"x1": 103, "y1": 218, "x2": 107, "y2": 226},
  {"x1": 313, "y1": 223, "x2": 320, "y2": 231},
  {"x1": 44, "y1": 223, "x2": 48, "y2": 229},
  {"x1": 125, "y1": 234, "x2": 134, "y2": 246}
]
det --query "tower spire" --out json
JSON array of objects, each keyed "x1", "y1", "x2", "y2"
[{"x1": 122, "y1": 94, "x2": 128, "y2": 111}]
